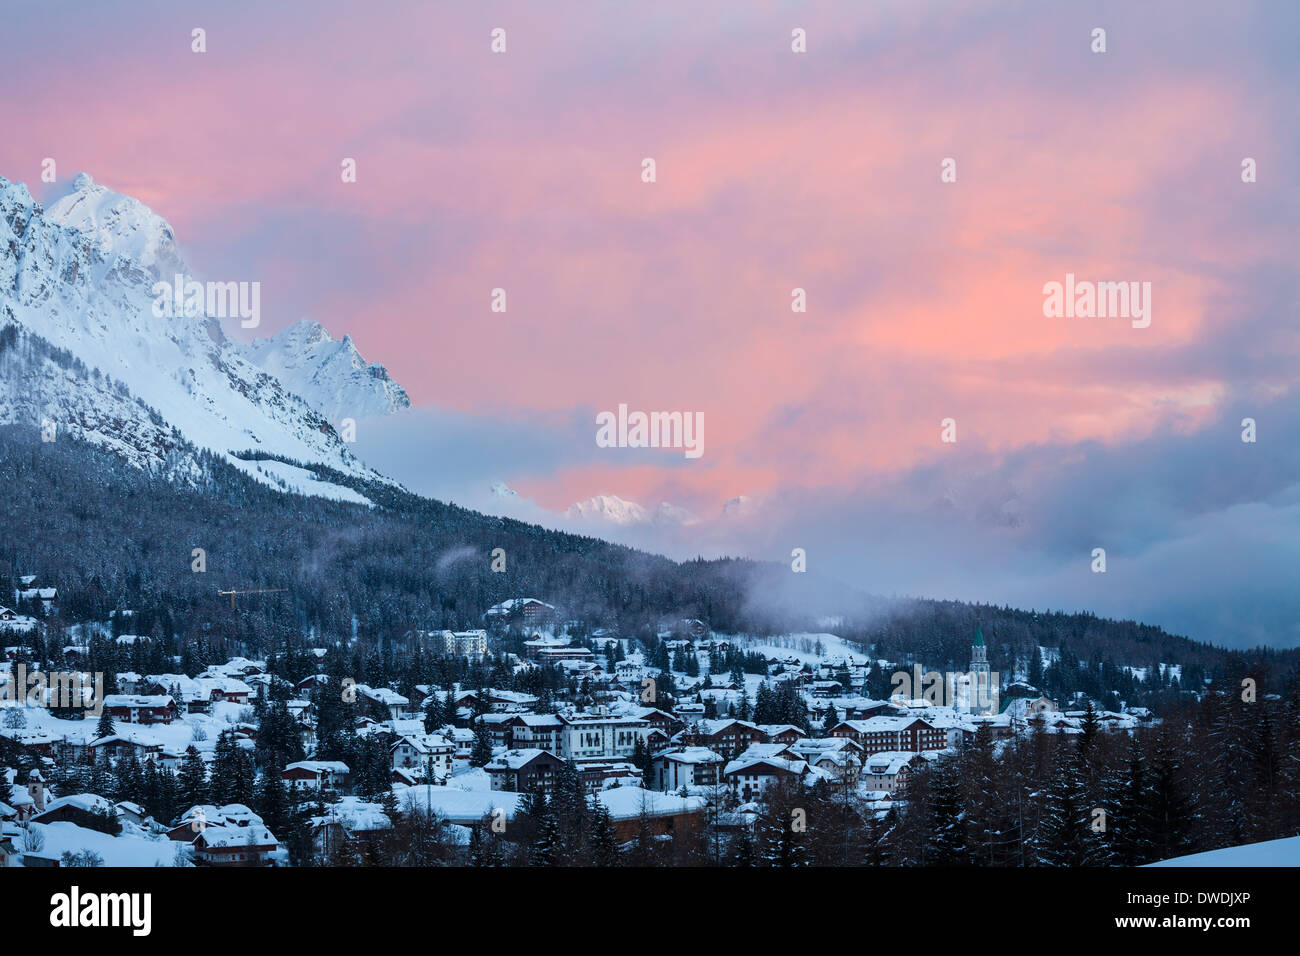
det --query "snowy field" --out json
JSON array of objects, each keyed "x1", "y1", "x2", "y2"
[
  {"x1": 2, "y1": 702, "x2": 252, "y2": 757},
  {"x1": 25, "y1": 820, "x2": 183, "y2": 867},
  {"x1": 1148, "y1": 836, "x2": 1300, "y2": 867},
  {"x1": 228, "y1": 457, "x2": 373, "y2": 506}
]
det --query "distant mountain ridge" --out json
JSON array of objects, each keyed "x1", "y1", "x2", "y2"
[{"x1": 246, "y1": 319, "x2": 410, "y2": 425}]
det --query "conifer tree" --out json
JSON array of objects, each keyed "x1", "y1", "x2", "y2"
[
  {"x1": 469, "y1": 721, "x2": 493, "y2": 767},
  {"x1": 95, "y1": 706, "x2": 116, "y2": 741},
  {"x1": 178, "y1": 744, "x2": 208, "y2": 809},
  {"x1": 589, "y1": 800, "x2": 619, "y2": 867}
]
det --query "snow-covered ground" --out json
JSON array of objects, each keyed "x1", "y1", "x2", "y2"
[
  {"x1": 733, "y1": 633, "x2": 868, "y2": 666},
  {"x1": 25, "y1": 819, "x2": 184, "y2": 867},
  {"x1": 228, "y1": 457, "x2": 373, "y2": 506},
  {"x1": 3, "y1": 702, "x2": 250, "y2": 757},
  {"x1": 1147, "y1": 836, "x2": 1300, "y2": 867}
]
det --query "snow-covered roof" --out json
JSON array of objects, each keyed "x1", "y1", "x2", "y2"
[
  {"x1": 659, "y1": 747, "x2": 723, "y2": 765},
  {"x1": 596, "y1": 787, "x2": 705, "y2": 821},
  {"x1": 284, "y1": 760, "x2": 350, "y2": 775},
  {"x1": 486, "y1": 748, "x2": 559, "y2": 770},
  {"x1": 36, "y1": 793, "x2": 117, "y2": 817},
  {"x1": 195, "y1": 824, "x2": 278, "y2": 849}
]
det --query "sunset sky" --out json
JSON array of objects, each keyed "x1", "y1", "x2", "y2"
[{"x1": 5, "y1": 1, "x2": 1298, "y2": 647}]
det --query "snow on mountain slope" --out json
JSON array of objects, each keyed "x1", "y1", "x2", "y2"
[
  {"x1": 490, "y1": 481, "x2": 521, "y2": 500},
  {"x1": 565, "y1": 494, "x2": 697, "y2": 526},
  {"x1": 245, "y1": 319, "x2": 410, "y2": 425},
  {"x1": 45, "y1": 172, "x2": 188, "y2": 278},
  {"x1": 228, "y1": 457, "x2": 374, "y2": 506},
  {"x1": 0, "y1": 313, "x2": 194, "y2": 477},
  {"x1": 0, "y1": 172, "x2": 394, "y2": 492}
]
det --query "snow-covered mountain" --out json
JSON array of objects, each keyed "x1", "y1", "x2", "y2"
[
  {"x1": 721, "y1": 494, "x2": 758, "y2": 518},
  {"x1": 490, "y1": 481, "x2": 521, "y2": 500},
  {"x1": 246, "y1": 319, "x2": 409, "y2": 425},
  {"x1": 0, "y1": 172, "x2": 407, "y2": 494},
  {"x1": 565, "y1": 494, "x2": 697, "y2": 527}
]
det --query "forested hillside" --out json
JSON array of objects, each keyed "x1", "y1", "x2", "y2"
[{"x1": 2, "y1": 424, "x2": 1293, "y2": 705}]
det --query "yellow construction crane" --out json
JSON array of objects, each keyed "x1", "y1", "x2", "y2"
[{"x1": 217, "y1": 588, "x2": 287, "y2": 609}]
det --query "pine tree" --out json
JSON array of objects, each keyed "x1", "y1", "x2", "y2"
[
  {"x1": 589, "y1": 800, "x2": 619, "y2": 867},
  {"x1": 423, "y1": 694, "x2": 445, "y2": 734},
  {"x1": 256, "y1": 767, "x2": 291, "y2": 836},
  {"x1": 95, "y1": 706, "x2": 116, "y2": 741},
  {"x1": 469, "y1": 721, "x2": 493, "y2": 768},
  {"x1": 529, "y1": 795, "x2": 560, "y2": 866},
  {"x1": 1110, "y1": 736, "x2": 1155, "y2": 865},
  {"x1": 1032, "y1": 739, "x2": 1105, "y2": 866},
  {"x1": 924, "y1": 754, "x2": 969, "y2": 865},
  {"x1": 1147, "y1": 726, "x2": 1196, "y2": 862},
  {"x1": 178, "y1": 745, "x2": 208, "y2": 809}
]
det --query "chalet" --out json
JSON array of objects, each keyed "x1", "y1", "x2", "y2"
[
  {"x1": 486, "y1": 749, "x2": 565, "y2": 793},
  {"x1": 14, "y1": 586, "x2": 57, "y2": 615},
  {"x1": 677, "y1": 619, "x2": 710, "y2": 639},
  {"x1": 484, "y1": 598, "x2": 556, "y2": 628},
  {"x1": 32, "y1": 793, "x2": 119, "y2": 830},
  {"x1": 828, "y1": 716, "x2": 947, "y2": 755},
  {"x1": 622, "y1": 706, "x2": 678, "y2": 737},
  {"x1": 559, "y1": 711, "x2": 650, "y2": 759},
  {"x1": 194, "y1": 675, "x2": 253, "y2": 706},
  {"x1": 308, "y1": 798, "x2": 391, "y2": 856},
  {"x1": 207, "y1": 657, "x2": 265, "y2": 678},
  {"x1": 860, "y1": 751, "x2": 927, "y2": 794},
  {"x1": 969, "y1": 713, "x2": 1016, "y2": 739},
  {"x1": 354, "y1": 684, "x2": 409, "y2": 720},
  {"x1": 102, "y1": 694, "x2": 178, "y2": 725},
  {"x1": 722, "y1": 755, "x2": 808, "y2": 803},
  {"x1": 482, "y1": 688, "x2": 540, "y2": 712},
  {"x1": 758, "y1": 724, "x2": 809, "y2": 746},
  {"x1": 801, "y1": 748, "x2": 861, "y2": 784},
  {"x1": 0, "y1": 728, "x2": 62, "y2": 760},
  {"x1": 501, "y1": 713, "x2": 565, "y2": 752},
  {"x1": 0, "y1": 609, "x2": 38, "y2": 634},
  {"x1": 116, "y1": 672, "x2": 143, "y2": 694},
  {"x1": 671, "y1": 718, "x2": 765, "y2": 757},
  {"x1": 477, "y1": 713, "x2": 517, "y2": 749},
  {"x1": 789, "y1": 736, "x2": 865, "y2": 762},
  {"x1": 281, "y1": 760, "x2": 352, "y2": 792},
  {"x1": 653, "y1": 748, "x2": 724, "y2": 792},
  {"x1": 598, "y1": 787, "x2": 705, "y2": 842},
  {"x1": 114, "y1": 801, "x2": 151, "y2": 828},
  {"x1": 574, "y1": 760, "x2": 642, "y2": 792},
  {"x1": 88, "y1": 734, "x2": 164, "y2": 767},
  {"x1": 192, "y1": 824, "x2": 281, "y2": 866},
  {"x1": 613, "y1": 661, "x2": 642, "y2": 688},
  {"x1": 144, "y1": 674, "x2": 209, "y2": 714},
  {"x1": 390, "y1": 734, "x2": 454, "y2": 783},
  {"x1": 168, "y1": 804, "x2": 265, "y2": 841}
]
